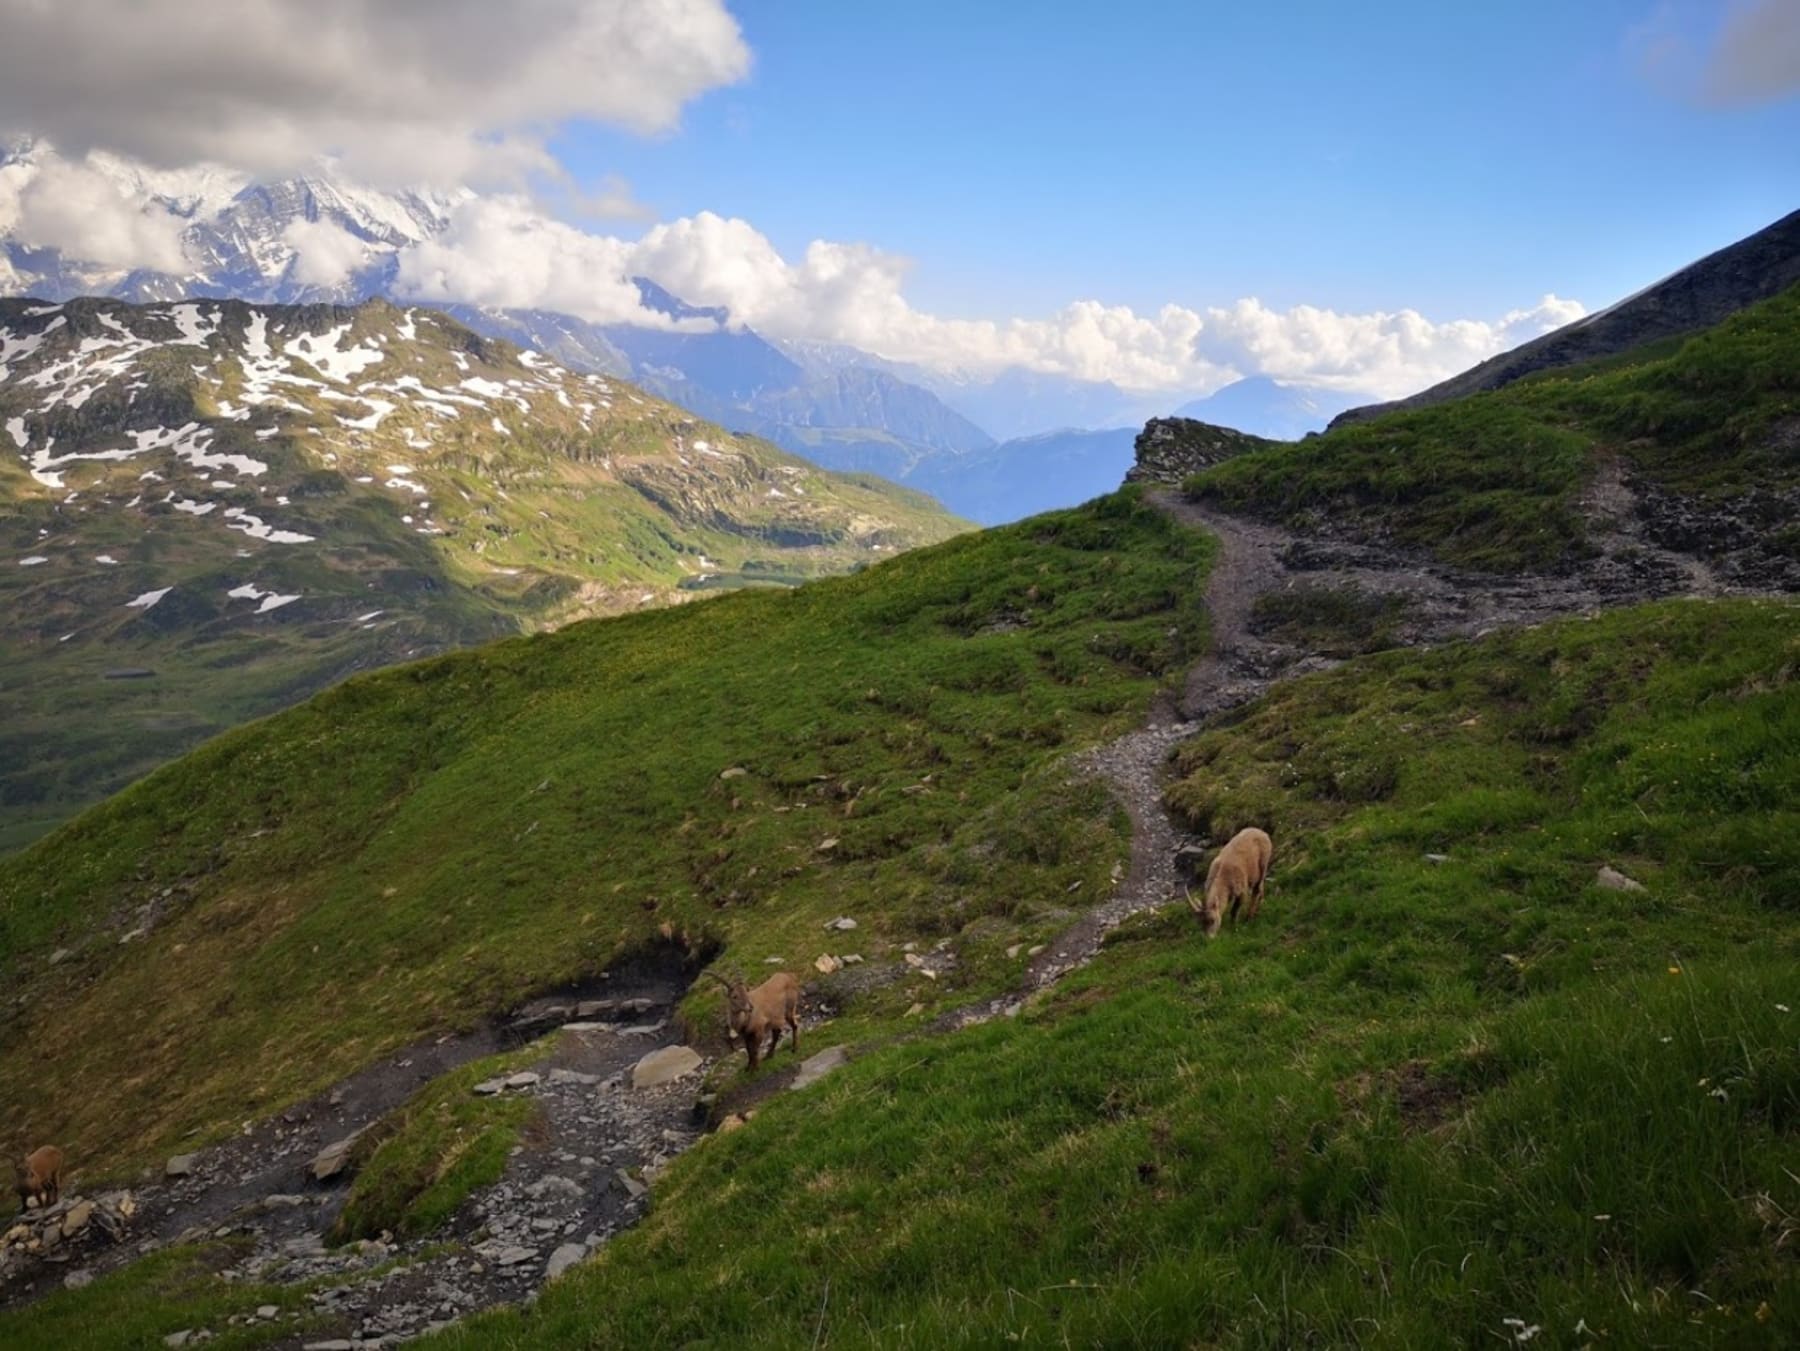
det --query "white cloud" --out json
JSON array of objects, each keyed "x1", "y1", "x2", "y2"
[
  {"x1": 1191, "y1": 294, "x2": 1589, "y2": 396},
  {"x1": 389, "y1": 205, "x2": 1582, "y2": 399},
  {"x1": 2, "y1": 143, "x2": 1588, "y2": 401},
  {"x1": 0, "y1": 0, "x2": 751, "y2": 187},
  {"x1": 392, "y1": 195, "x2": 682, "y2": 328},
  {"x1": 0, "y1": 153, "x2": 190, "y2": 273},
  {"x1": 281, "y1": 218, "x2": 369, "y2": 288}
]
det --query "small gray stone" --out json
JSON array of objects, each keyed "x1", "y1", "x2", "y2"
[
  {"x1": 548, "y1": 1068, "x2": 600, "y2": 1086},
  {"x1": 165, "y1": 1154, "x2": 197, "y2": 1179},
  {"x1": 1172, "y1": 843, "x2": 1209, "y2": 881},
  {"x1": 615, "y1": 1170, "x2": 648, "y2": 1200},
  {"x1": 1424, "y1": 853, "x2": 1450, "y2": 865},
  {"x1": 496, "y1": 1245, "x2": 537, "y2": 1266},
  {"x1": 309, "y1": 1129, "x2": 366, "y2": 1181},
  {"x1": 544, "y1": 1242, "x2": 586, "y2": 1280},
  {"x1": 791, "y1": 1045, "x2": 850, "y2": 1091},
  {"x1": 824, "y1": 916, "x2": 858, "y2": 931},
  {"x1": 163, "y1": 1333, "x2": 192, "y2": 1348},
  {"x1": 47, "y1": 948, "x2": 72, "y2": 966},
  {"x1": 503, "y1": 1071, "x2": 542, "y2": 1090},
  {"x1": 630, "y1": 1045, "x2": 701, "y2": 1088},
  {"x1": 525, "y1": 1175, "x2": 583, "y2": 1201},
  {"x1": 63, "y1": 1269, "x2": 93, "y2": 1290},
  {"x1": 1597, "y1": 866, "x2": 1646, "y2": 893},
  {"x1": 574, "y1": 999, "x2": 615, "y2": 1018},
  {"x1": 472, "y1": 1078, "x2": 507, "y2": 1096},
  {"x1": 61, "y1": 1200, "x2": 96, "y2": 1236},
  {"x1": 256, "y1": 1305, "x2": 278, "y2": 1319}
]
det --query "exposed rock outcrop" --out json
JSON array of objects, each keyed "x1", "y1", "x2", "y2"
[{"x1": 1124, "y1": 418, "x2": 1273, "y2": 486}]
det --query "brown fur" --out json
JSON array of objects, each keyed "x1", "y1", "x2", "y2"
[
  {"x1": 1189, "y1": 827, "x2": 1274, "y2": 937},
  {"x1": 705, "y1": 970, "x2": 802, "y2": 1069},
  {"x1": 14, "y1": 1145, "x2": 64, "y2": 1210}
]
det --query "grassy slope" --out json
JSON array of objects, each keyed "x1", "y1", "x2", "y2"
[
  {"x1": 1188, "y1": 283, "x2": 1800, "y2": 571},
  {"x1": 0, "y1": 490, "x2": 1210, "y2": 1173},
  {"x1": 426, "y1": 597, "x2": 1800, "y2": 1348},
  {"x1": 0, "y1": 1245, "x2": 316, "y2": 1350},
  {"x1": 0, "y1": 299, "x2": 968, "y2": 849}
]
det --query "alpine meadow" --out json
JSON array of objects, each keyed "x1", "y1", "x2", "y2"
[{"x1": 1, "y1": 3, "x2": 1796, "y2": 1348}]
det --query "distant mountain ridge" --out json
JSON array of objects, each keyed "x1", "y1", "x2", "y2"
[
  {"x1": 1174, "y1": 376, "x2": 1367, "y2": 441},
  {"x1": 0, "y1": 142, "x2": 996, "y2": 480},
  {"x1": 1331, "y1": 207, "x2": 1800, "y2": 428},
  {"x1": 0, "y1": 141, "x2": 1251, "y2": 521}
]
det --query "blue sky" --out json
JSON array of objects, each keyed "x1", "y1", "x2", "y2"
[
  {"x1": 2, "y1": 0, "x2": 1795, "y2": 397},
  {"x1": 562, "y1": 0, "x2": 1796, "y2": 322}
]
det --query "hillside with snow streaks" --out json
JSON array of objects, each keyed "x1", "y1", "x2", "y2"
[{"x1": 0, "y1": 295, "x2": 964, "y2": 850}]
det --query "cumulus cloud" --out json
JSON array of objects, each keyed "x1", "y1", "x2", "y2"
[
  {"x1": 0, "y1": 0, "x2": 750, "y2": 186},
  {"x1": 0, "y1": 153, "x2": 190, "y2": 273},
  {"x1": 393, "y1": 195, "x2": 688, "y2": 328},
  {"x1": 1700, "y1": 0, "x2": 1800, "y2": 103},
  {"x1": 1, "y1": 143, "x2": 1587, "y2": 400},
  {"x1": 281, "y1": 218, "x2": 371, "y2": 288},
  {"x1": 382, "y1": 204, "x2": 1583, "y2": 399},
  {"x1": 1192, "y1": 294, "x2": 1589, "y2": 396}
]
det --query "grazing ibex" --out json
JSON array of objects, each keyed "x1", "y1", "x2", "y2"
[
  {"x1": 702, "y1": 969, "x2": 801, "y2": 1069},
  {"x1": 1188, "y1": 827, "x2": 1274, "y2": 937},
  {"x1": 14, "y1": 1145, "x2": 64, "y2": 1211}
]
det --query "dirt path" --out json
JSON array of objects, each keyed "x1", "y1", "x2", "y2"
[{"x1": 946, "y1": 473, "x2": 1793, "y2": 1030}]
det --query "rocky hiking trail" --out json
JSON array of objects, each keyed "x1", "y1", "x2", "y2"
[
  {"x1": 946, "y1": 474, "x2": 1792, "y2": 1029},
  {"x1": 4, "y1": 473, "x2": 1789, "y2": 1345}
]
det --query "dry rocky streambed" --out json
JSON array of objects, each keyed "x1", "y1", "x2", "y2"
[{"x1": 0, "y1": 961, "x2": 858, "y2": 1347}]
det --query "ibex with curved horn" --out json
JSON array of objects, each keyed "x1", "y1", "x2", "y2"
[{"x1": 702, "y1": 968, "x2": 801, "y2": 1069}]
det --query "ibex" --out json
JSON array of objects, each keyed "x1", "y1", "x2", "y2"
[
  {"x1": 702, "y1": 969, "x2": 801, "y2": 1069},
  {"x1": 14, "y1": 1144, "x2": 64, "y2": 1211},
  {"x1": 1188, "y1": 827, "x2": 1273, "y2": 937}
]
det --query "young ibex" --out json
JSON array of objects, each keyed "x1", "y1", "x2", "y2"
[
  {"x1": 14, "y1": 1144, "x2": 64, "y2": 1211},
  {"x1": 1188, "y1": 827, "x2": 1273, "y2": 937},
  {"x1": 703, "y1": 969, "x2": 801, "y2": 1069}
]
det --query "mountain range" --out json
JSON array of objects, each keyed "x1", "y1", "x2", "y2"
[
  {"x1": 0, "y1": 294, "x2": 962, "y2": 849},
  {"x1": 1173, "y1": 375, "x2": 1365, "y2": 441},
  {"x1": 1, "y1": 142, "x2": 1365, "y2": 524}
]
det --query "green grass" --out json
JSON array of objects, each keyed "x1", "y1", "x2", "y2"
[
  {"x1": 0, "y1": 1242, "x2": 316, "y2": 1350},
  {"x1": 1188, "y1": 282, "x2": 1800, "y2": 571},
  {"x1": 414, "y1": 596, "x2": 1800, "y2": 1348},
  {"x1": 1247, "y1": 582, "x2": 1406, "y2": 656},
  {"x1": 0, "y1": 489, "x2": 1210, "y2": 1175},
  {"x1": 0, "y1": 297, "x2": 968, "y2": 850},
  {"x1": 329, "y1": 1047, "x2": 543, "y2": 1244}
]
